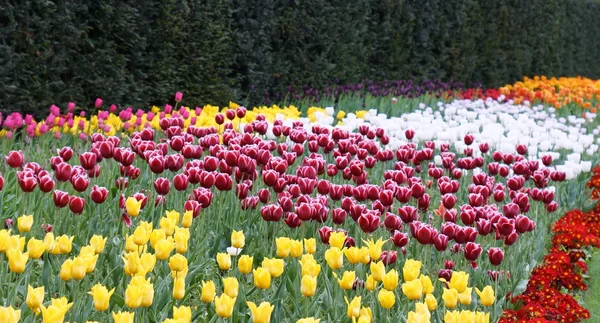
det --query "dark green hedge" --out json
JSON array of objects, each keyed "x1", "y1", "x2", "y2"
[{"x1": 1, "y1": 0, "x2": 600, "y2": 115}]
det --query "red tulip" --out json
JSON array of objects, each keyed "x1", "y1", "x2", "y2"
[
  {"x1": 38, "y1": 175, "x2": 55, "y2": 193},
  {"x1": 0, "y1": 174, "x2": 3, "y2": 191},
  {"x1": 434, "y1": 234, "x2": 449, "y2": 251},
  {"x1": 149, "y1": 156, "x2": 165, "y2": 174},
  {"x1": 318, "y1": 226, "x2": 333, "y2": 244},
  {"x1": 488, "y1": 247, "x2": 504, "y2": 266},
  {"x1": 215, "y1": 173, "x2": 232, "y2": 191},
  {"x1": 17, "y1": 171, "x2": 37, "y2": 192},
  {"x1": 502, "y1": 203, "x2": 520, "y2": 218},
  {"x1": 442, "y1": 194, "x2": 457, "y2": 209},
  {"x1": 284, "y1": 213, "x2": 302, "y2": 228},
  {"x1": 71, "y1": 174, "x2": 90, "y2": 192},
  {"x1": 541, "y1": 155, "x2": 552, "y2": 166},
  {"x1": 53, "y1": 190, "x2": 69, "y2": 208},
  {"x1": 58, "y1": 147, "x2": 73, "y2": 162},
  {"x1": 184, "y1": 200, "x2": 202, "y2": 218},
  {"x1": 69, "y1": 195, "x2": 85, "y2": 214},
  {"x1": 405, "y1": 129, "x2": 415, "y2": 140},
  {"x1": 79, "y1": 152, "x2": 97, "y2": 170},
  {"x1": 90, "y1": 185, "x2": 108, "y2": 204},
  {"x1": 115, "y1": 177, "x2": 129, "y2": 190},
  {"x1": 173, "y1": 174, "x2": 189, "y2": 191},
  {"x1": 412, "y1": 222, "x2": 437, "y2": 245},
  {"x1": 260, "y1": 204, "x2": 283, "y2": 222},
  {"x1": 504, "y1": 231, "x2": 519, "y2": 246},
  {"x1": 154, "y1": 177, "x2": 171, "y2": 195},
  {"x1": 464, "y1": 242, "x2": 482, "y2": 261},
  {"x1": 332, "y1": 208, "x2": 347, "y2": 225},
  {"x1": 515, "y1": 144, "x2": 527, "y2": 155},
  {"x1": 215, "y1": 113, "x2": 225, "y2": 125},
  {"x1": 391, "y1": 230, "x2": 409, "y2": 248},
  {"x1": 398, "y1": 205, "x2": 418, "y2": 223},
  {"x1": 380, "y1": 250, "x2": 398, "y2": 266}
]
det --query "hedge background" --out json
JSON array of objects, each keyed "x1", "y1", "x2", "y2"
[{"x1": 1, "y1": 0, "x2": 600, "y2": 115}]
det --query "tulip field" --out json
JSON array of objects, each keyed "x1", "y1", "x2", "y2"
[{"x1": 1, "y1": 76, "x2": 600, "y2": 323}]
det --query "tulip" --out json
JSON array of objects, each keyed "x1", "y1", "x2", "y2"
[
  {"x1": 6, "y1": 150, "x2": 24, "y2": 168},
  {"x1": 299, "y1": 255, "x2": 321, "y2": 277},
  {"x1": 345, "y1": 296, "x2": 361, "y2": 319},
  {"x1": 475, "y1": 286, "x2": 495, "y2": 306},
  {"x1": 17, "y1": 215, "x2": 33, "y2": 232},
  {"x1": 365, "y1": 274, "x2": 378, "y2": 291},
  {"x1": 217, "y1": 252, "x2": 232, "y2": 271},
  {"x1": 253, "y1": 267, "x2": 272, "y2": 289},
  {"x1": 59, "y1": 258, "x2": 73, "y2": 281},
  {"x1": 168, "y1": 254, "x2": 187, "y2": 274},
  {"x1": 40, "y1": 297, "x2": 73, "y2": 323},
  {"x1": 154, "y1": 238, "x2": 176, "y2": 260},
  {"x1": 53, "y1": 190, "x2": 69, "y2": 208},
  {"x1": 329, "y1": 231, "x2": 347, "y2": 249},
  {"x1": 297, "y1": 318, "x2": 320, "y2": 323},
  {"x1": 173, "y1": 276, "x2": 185, "y2": 300},
  {"x1": 458, "y1": 287, "x2": 472, "y2": 305},
  {"x1": 26, "y1": 285, "x2": 44, "y2": 314},
  {"x1": 230, "y1": 230, "x2": 245, "y2": 249},
  {"x1": 363, "y1": 238, "x2": 385, "y2": 261},
  {"x1": 90, "y1": 186, "x2": 108, "y2": 204},
  {"x1": 89, "y1": 284, "x2": 115, "y2": 311},
  {"x1": 174, "y1": 228, "x2": 189, "y2": 253},
  {"x1": 247, "y1": 301, "x2": 275, "y2": 323},
  {"x1": 27, "y1": 238, "x2": 46, "y2": 259},
  {"x1": 262, "y1": 257, "x2": 285, "y2": 277},
  {"x1": 276, "y1": 237, "x2": 292, "y2": 257},
  {"x1": 424, "y1": 294, "x2": 437, "y2": 311},
  {"x1": 71, "y1": 256, "x2": 87, "y2": 280},
  {"x1": 201, "y1": 280, "x2": 216, "y2": 303},
  {"x1": 304, "y1": 238, "x2": 316, "y2": 254},
  {"x1": 403, "y1": 259, "x2": 422, "y2": 282},
  {"x1": 442, "y1": 288, "x2": 459, "y2": 309},
  {"x1": 6, "y1": 249, "x2": 28, "y2": 273},
  {"x1": 301, "y1": 274, "x2": 317, "y2": 297},
  {"x1": 402, "y1": 278, "x2": 423, "y2": 300},
  {"x1": 223, "y1": 277, "x2": 239, "y2": 298},
  {"x1": 125, "y1": 197, "x2": 142, "y2": 217},
  {"x1": 112, "y1": 311, "x2": 135, "y2": 323},
  {"x1": 324, "y1": 247, "x2": 344, "y2": 270},
  {"x1": 125, "y1": 283, "x2": 143, "y2": 309},
  {"x1": 68, "y1": 195, "x2": 85, "y2": 214},
  {"x1": 0, "y1": 306, "x2": 21, "y2": 323},
  {"x1": 487, "y1": 247, "x2": 504, "y2": 266},
  {"x1": 444, "y1": 310, "x2": 459, "y2": 323},
  {"x1": 173, "y1": 305, "x2": 191, "y2": 323},
  {"x1": 238, "y1": 255, "x2": 253, "y2": 274},
  {"x1": 215, "y1": 294, "x2": 236, "y2": 318},
  {"x1": 337, "y1": 271, "x2": 356, "y2": 290},
  {"x1": 378, "y1": 289, "x2": 396, "y2": 309}
]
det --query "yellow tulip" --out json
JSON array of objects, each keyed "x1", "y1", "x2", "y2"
[
  {"x1": 125, "y1": 197, "x2": 142, "y2": 217},
  {"x1": 26, "y1": 285, "x2": 44, "y2": 314},
  {"x1": 60, "y1": 258, "x2": 73, "y2": 281},
  {"x1": 174, "y1": 228, "x2": 189, "y2": 253},
  {"x1": 6, "y1": 249, "x2": 28, "y2": 273},
  {"x1": 6, "y1": 235, "x2": 25, "y2": 252},
  {"x1": 125, "y1": 283, "x2": 143, "y2": 309},
  {"x1": 89, "y1": 235, "x2": 107, "y2": 254},
  {"x1": 261, "y1": 257, "x2": 285, "y2": 277},
  {"x1": 112, "y1": 311, "x2": 135, "y2": 323},
  {"x1": 345, "y1": 296, "x2": 361, "y2": 318},
  {"x1": 474, "y1": 311, "x2": 490, "y2": 323},
  {"x1": 276, "y1": 237, "x2": 292, "y2": 258},
  {"x1": 124, "y1": 235, "x2": 138, "y2": 253},
  {"x1": 442, "y1": 288, "x2": 459, "y2": 309},
  {"x1": 217, "y1": 252, "x2": 232, "y2": 271},
  {"x1": 297, "y1": 318, "x2": 320, "y2": 323},
  {"x1": 444, "y1": 310, "x2": 460, "y2": 323},
  {"x1": 370, "y1": 261, "x2": 385, "y2": 281},
  {"x1": 137, "y1": 252, "x2": 156, "y2": 276},
  {"x1": 247, "y1": 301, "x2": 275, "y2": 323},
  {"x1": 378, "y1": 289, "x2": 395, "y2": 309},
  {"x1": 459, "y1": 310, "x2": 475, "y2": 322},
  {"x1": 88, "y1": 284, "x2": 115, "y2": 311},
  {"x1": 337, "y1": 271, "x2": 356, "y2": 290},
  {"x1": 402, "y1": 278, "x2": 423, "y2": 300},
  {"x1": 17, "y1": 215, "x2": 33, "y2": 232},
  {"x1": 420, "y1": 275, "x2": 434, "y2": 295},
  {"x1": 40, "y1": 297, "x2": 73, "y2": 323},
  {"x1": 201, "y1": 280, "x2": 216, "y2": 303},
  {"x1": 301, "y1": 274, "x2": 317, "y2": 297},
  {"x1": 383, "y1": 269, "x2": 399, "y2": 291},
  {"x1": 150, "y1": 229, "x2": 167, "y2": 249},
  {"x1": 0, "y1": 229, "x2": 11, "y2": 252},
  {"x1": 165, "y1": 210, "x2": 180, "y2": 225},
  {"x1": 169, "y1": 253, "x2": 188, "y2": 272},
  {"x1": 123, "y1": 252, "x2": 139, "y2": 276},
  {"x1": 130, "y1": 276, "x2": 154, "y2": 307},
  {"x1": 299, "y1": 254, "x2": 321, "y2": 277},
  {"x1": 231, "y1": 230, "x2": 245, "y2": 249},
  {"x1": 475, "y1": 286, "x2": 495, "y2": 306},
  {"x1": 223, "y1": 277, "x2": 239, "y2": 298},
  {"x1": 458, "y1": 287, "x2": 473, "y2": 305},
  {"x1": 447, "y1": 271, "x2": 469, "y2": 293},
  {"x1": 290, "y1": 239, "x2": 303, "y2": 258},
  {"x1": 160, "y1": 217, "x2": 177, "y2": 236},
  {"x1": 359, "y1": 307, "x2": 373, "y2": 323},
  {"x1": 71, "y1": 256, "x2": 87, "y2": 280},
  {"x1": 181, "y1": 210, "x2": 193, "y2": 228},
  {"x1": 55, "y1": 235, "x2": 74, "y2": 255},
  {"x1": 133, "y1": 226, "x2": 150, "y2": 246},
  {"x1": 324, "y1": 247, "x2": 343, "y2": 270},
  {"x1": 359, "y1": 247, "x2": 371, "y2": 265},
  {"x1": 365, "y1": 274, "x2": 378, "y2": 291},
  {"x1": 173, "y1": 276, "x2": 185, "y2": 300},
  {"x1": 0, "y1": 306, "x2": 21, "y2": 323},
  {"x1": 362, "y1": 238, "x2": 385, "y2": 261},
  {"x1": 154, "y1": 238, "x2": 175, "y2": 260},
  {"x1": 403, "y1": 259, "x2": 422, "y2": 282},
  {"x1": 425, "y1": 294, "x2": 437, "y2": 311},
  {"x1": 253, "y1": 267, "x2": 272, "y2": 289},
  {"x1": 329, "y1": 231, "x2": 346, "y2": 249},
  {"x1": 304, "y1": 238, "x2": 316, "y2": 254},
  {"x1": 215, "y1": 294, "x2": 236, "y2": 319},
  {"x1": 414, "y1": 302, "x2": 431, "y2": 321},
  {"x1": 407, "y1": 311, "x2": 429, "y2": 323},
  {"x1": 173, "y1": 305, "x2": 192, "y2": 323},
  {"x1": 27, "y1": 238, "x2": 46, "y2": 259},
  {"x1": 239, "y1": 255, "x2": 254, "y2": 274},
  {"x1": 344, "y1": 246, "x2": 363, "y2": 264}
]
